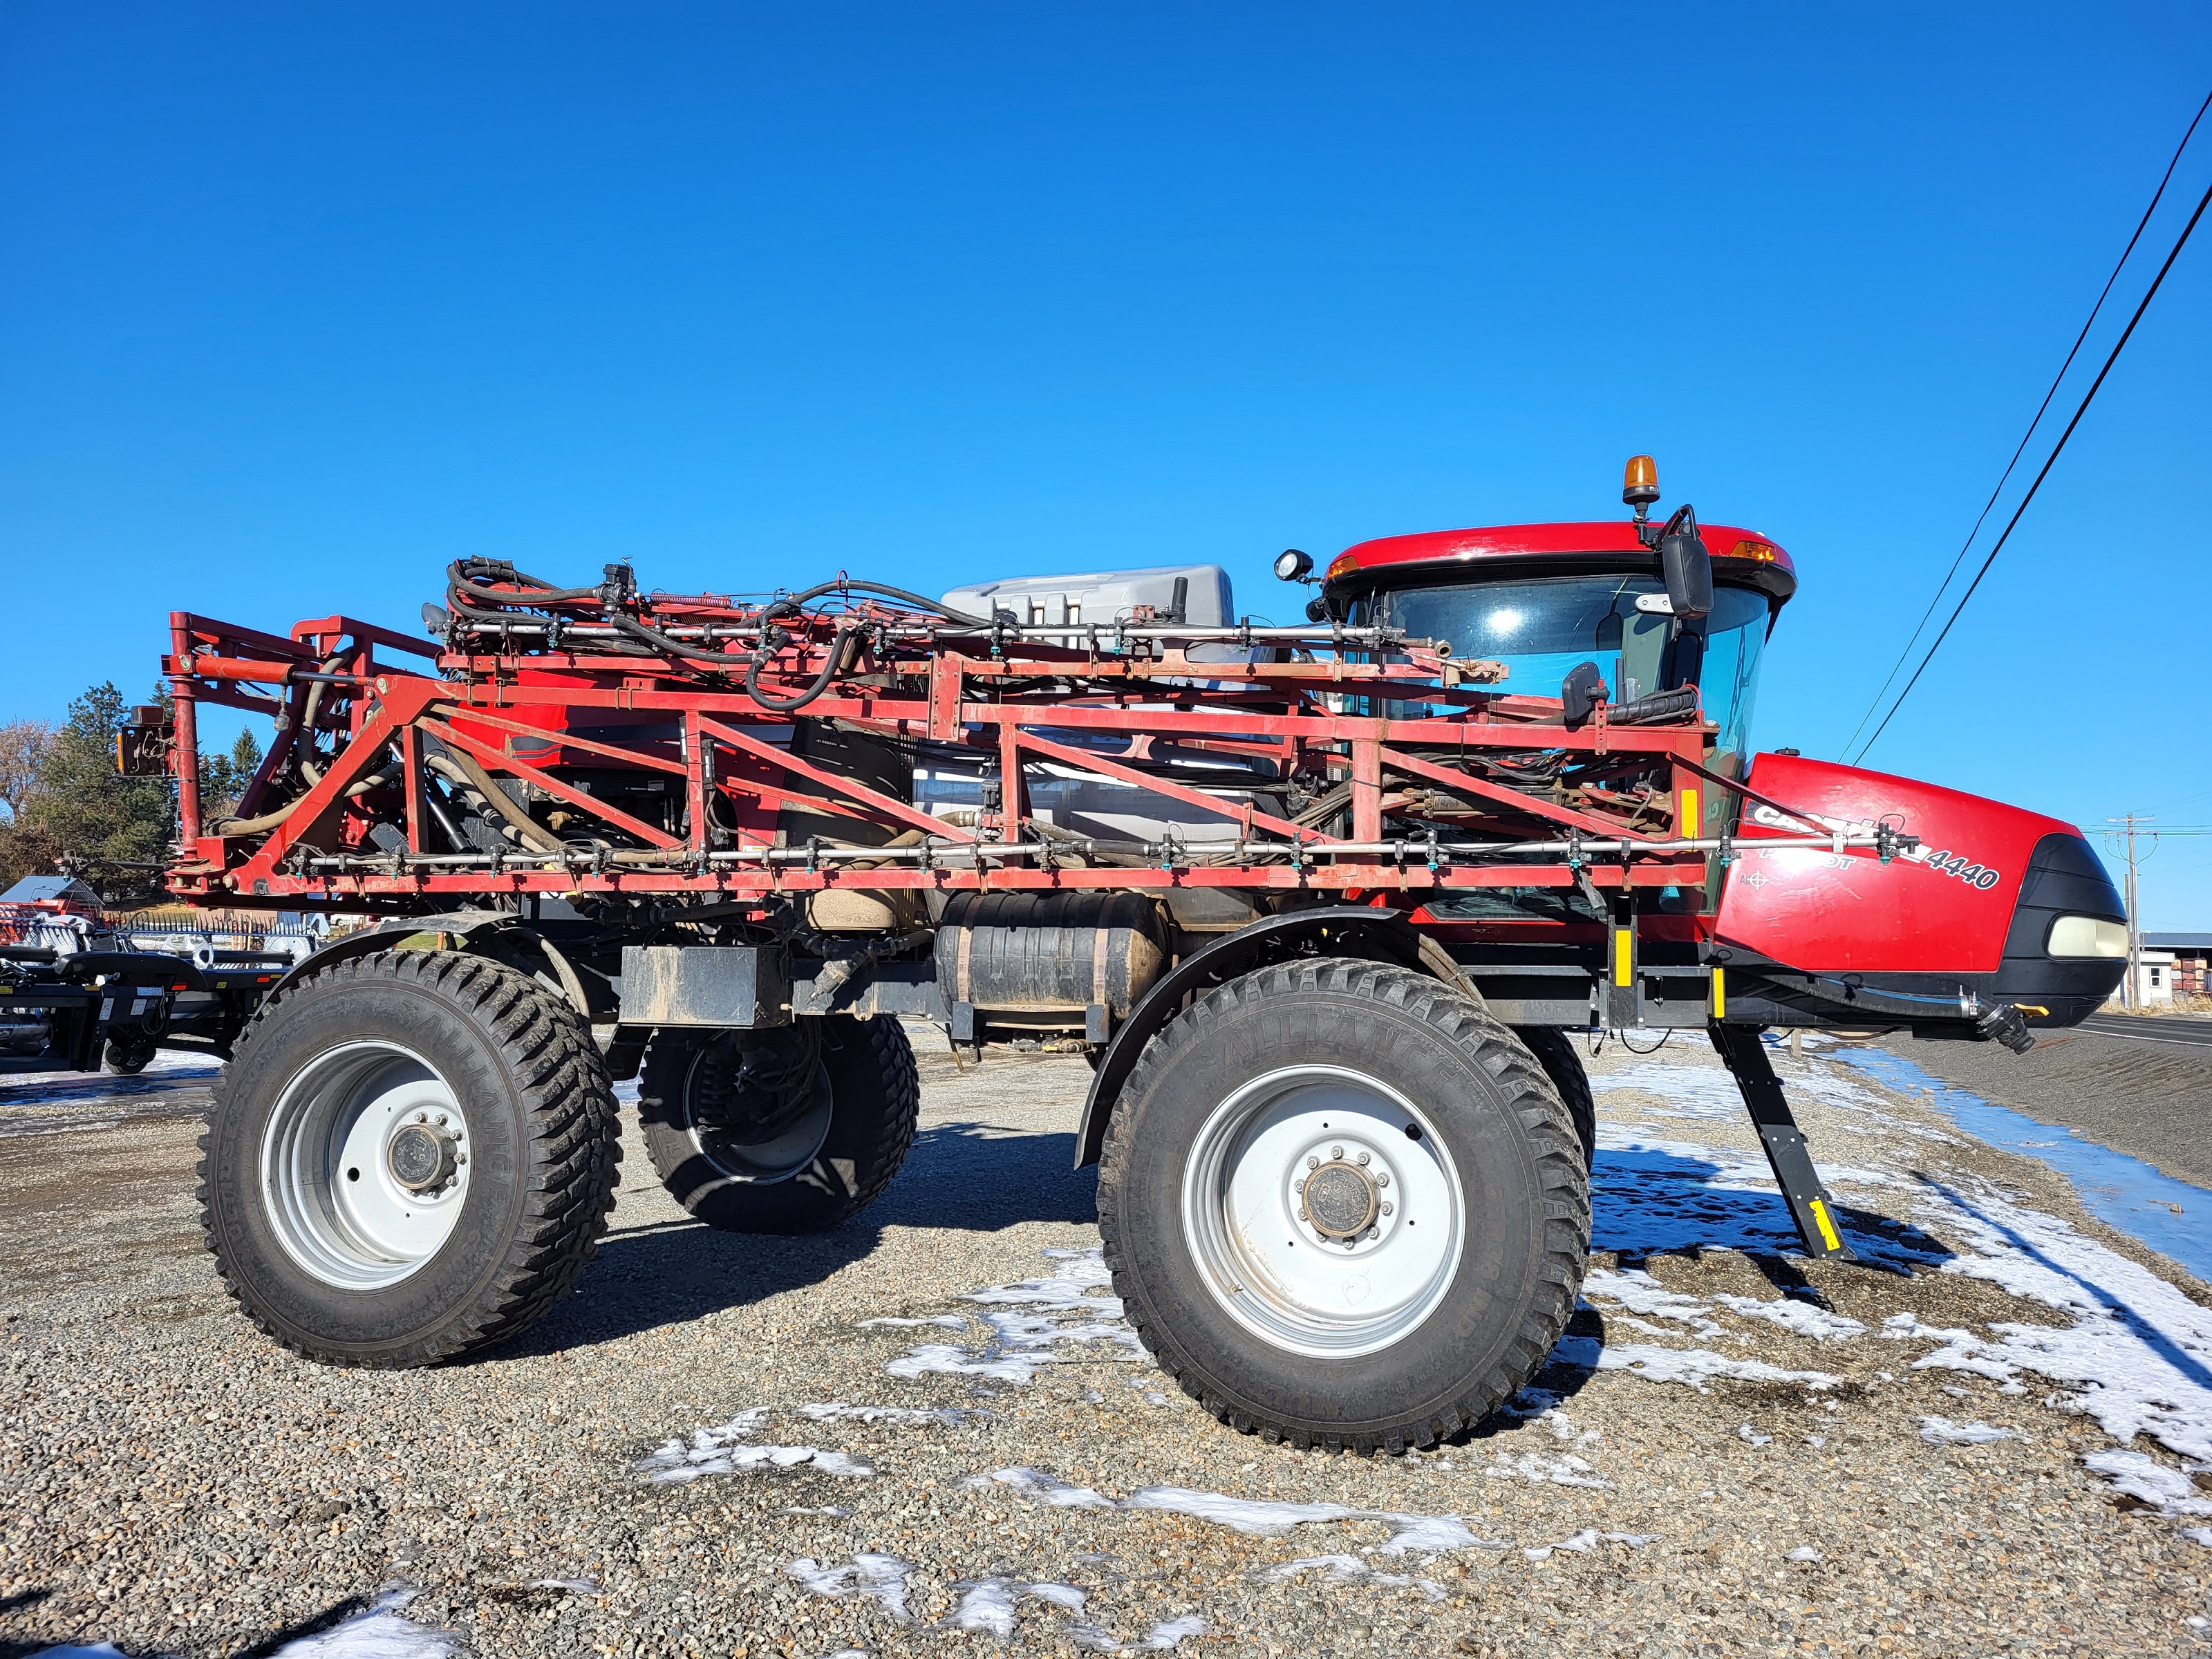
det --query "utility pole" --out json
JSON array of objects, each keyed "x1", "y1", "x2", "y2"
[{"x1": 2105, "y1": 814, "x2": 2155, "y2": 1011}]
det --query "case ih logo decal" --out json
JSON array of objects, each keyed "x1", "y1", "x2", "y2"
[{"x1": 1745, "y1": 804, "x2": 2000, "y2": 892}]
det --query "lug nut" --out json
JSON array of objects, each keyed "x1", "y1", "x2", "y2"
[
  {"x1": 1307, "y1": 1156, "x2": 1320, "y2": 1170},
  {"x1": 1330, "y1": 1145, "x2": 1342, "y2": 1160},
  {"x1": 1375, "y1": 1171, "x2": 1389, "y2": 1188},
  {"x1": 1294, "y1": 1179, "x2": 1306, "y2": 1193},
  {"x1": 1356, "y1": 1150, "x2": 1371, "y2": 1165},
  {"x1": 1381, "y1": 1201, "x2": 1394, "y2": 1216},
  {"x1": 415, "y1": 1112, "x2": 429, "y2": 1123}
]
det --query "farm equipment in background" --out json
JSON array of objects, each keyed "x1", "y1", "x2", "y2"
[
  {"x1": 0, "y1": 877, "x2": 294, "y2": 1074},
  {"x1": 129, "y1": 457, "x2": 2126, "y2": 1450}
]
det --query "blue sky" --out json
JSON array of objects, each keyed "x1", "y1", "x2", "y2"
[{"x1": 4, "y1": 4, "x2": 2209, "y2": 924}]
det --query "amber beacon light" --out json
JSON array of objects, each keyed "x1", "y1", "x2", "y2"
[{"x1": 1622, "y1": 454, "x2": 1660, "y2": 510}]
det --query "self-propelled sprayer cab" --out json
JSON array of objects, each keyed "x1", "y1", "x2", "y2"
[{"x1": 1302, "y1": 456, "x2": 1794, "y2": 773}]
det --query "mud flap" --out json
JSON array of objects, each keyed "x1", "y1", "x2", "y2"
[{"x1": 1707, "y1": 1022, "x2": 1857, "y2": 1262}]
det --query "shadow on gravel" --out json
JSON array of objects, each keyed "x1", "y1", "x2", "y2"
[
  {"x1": 500, "y1": 1118, "x2": 1098, "y2": 1359},
  {"x1": 0, "y1": 1588, "x2": 57, "y2": 1659},
  {"x1": 1593, "y1": 1143, "x2": 1951, "y2": 1276}
]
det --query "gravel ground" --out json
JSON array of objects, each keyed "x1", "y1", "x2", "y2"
[{"x1": 3, "y1": 1022, "x2": 2210, "y2": 1658}]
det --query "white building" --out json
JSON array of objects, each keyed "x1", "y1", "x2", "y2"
[{"x1": 2126, "y1": 948, "x2": 2176, "y2": 1007}]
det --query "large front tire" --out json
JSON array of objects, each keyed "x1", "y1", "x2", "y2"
[
  {"x1": 198, "y1": 950, "x2": 621, "y2": 1367},
  {"x1": 1098, "y1": 959, "x2": 1588, "y2": 1453},
  {"x1": 639, "y1": 1015, "x2": 917, "y2": 1234},
  {"x1": 1514, "y1": 1026, "x2": 1596, "y2": 1173}
]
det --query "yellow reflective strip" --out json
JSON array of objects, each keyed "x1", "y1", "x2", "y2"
[
  {"x1": 1680, "y1": 787, "x2": 1698, "y2": 836},
  {"x1": 1613, "y1": 928, "x2": 1633, "y2": 986},
  {"x1": 1809, "y1": 1197, "x2": 1841, "y2": 1252},
  {"x1": 1710, "y1": 966, "x2": 1725, "y2": 1018}
]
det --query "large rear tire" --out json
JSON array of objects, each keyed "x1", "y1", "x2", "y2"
[
  {"x1": 639, "y1": 1015, "x2": 917, "y2": 1234},
  {"x1": 198, "y1": 950, "x2": 621, "y2": 1367},
  {"x1": 1098, "y1": 958, "x2": 1588, "y2": 1453}
]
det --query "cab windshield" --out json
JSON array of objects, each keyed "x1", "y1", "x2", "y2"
[{"x1": 1356, "y1": 574, "x2": 1772, "y2": 767}]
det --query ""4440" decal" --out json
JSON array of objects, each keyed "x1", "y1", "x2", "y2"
[{"x1": 1911, "y1": 847, "x2": 2001, "y2": 891}]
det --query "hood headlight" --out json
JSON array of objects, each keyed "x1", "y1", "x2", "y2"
[{"x1": 2046, "y1": 915, "x2": 2126, "y2": 959}]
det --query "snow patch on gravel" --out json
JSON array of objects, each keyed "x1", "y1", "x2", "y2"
[
  {"x1": 858, "y1": 1315, "x2": 968, "y2": 1329},
  {"x1": 785, "y1": 1553, "x2": 915, "y2": 1620},
  {"x1": 637, "y1": 1409, "x2": 873, "y2": 1483},
  {"x1": 798, "y1": 1401, "x2": 985, "y2": 1427},
  {"x1": 946, "y1": 1577, "x2": 1096, "y2": 1636},
  {"x1": 885, "y1": 1247, "x2": 1147, "y2": 1383},
  {"x1": 270, "y1": 1585, "x2": 465, "y2": 1657},
  {"x1": 1710, "y1": 1292, "x2": 1865, "y2": 1341},
  {"x1": 2082, "y1": 1450, "x2": 2212, "y2": 1517},
  {"x1": 1888, "y1": 1180, "x2": 2212, "y2": 1463},
  {"x1": 1259, "y1": 1554, "x2": 1445, "y2": 1600},
  {"x1": 975, "y1": 1467, "x2": 1500, "y2": 1554},
  {"x1": 975, "y1": 1465, "x2": 1114, "y2": 1508},
  {"x1": 1551, "y1": 1335, "x2": 1839, "y2": 1392},
  {"x1": 1918, "y1": 1416, "x2": 2021, "y2": 1445},
  {"x1": 1588, "y1": 1127, "x2": 1924, "y2": 1264},
  {"x1": 1485, "y1": 1450, "x2": 1607, "y2": 1489},
  {"x1": 1522, "y1": 1528, "x2": 1651, "y2": 1561},
  {"x1": 24, "y1": 1586, "x2": 462, "y2": 1658},
  {"x1": 1122, "y1": 1485, "x2": 1492, "y2": 1554}
]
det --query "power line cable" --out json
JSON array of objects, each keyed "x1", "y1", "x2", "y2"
[
  {"x1": 1839, "y1": 86, "x2": 2212, "y2": 760},
  {"x1": 1848, "y1": 169, "x2": 2212, "y2": 765}
]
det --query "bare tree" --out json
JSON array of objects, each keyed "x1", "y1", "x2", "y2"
[{"x1": 0, "y1": 718, "x2": 54, "y2": 821}]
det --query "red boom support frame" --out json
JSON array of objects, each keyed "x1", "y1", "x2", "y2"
[{"x1": 156, "y1": 568, "x2": 1885, "y2": 930}]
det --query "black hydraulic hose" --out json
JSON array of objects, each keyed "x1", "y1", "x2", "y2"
[
  {"x1": 607, "y1": 611, "x2": 745, "y2": 667},
  {"x1": 420, "y1": 775, "x2": 470, "y2": 852},
  {"x1": 1607, "y1": 686, "x2": 1703, "y2": 726},
  {"x1": 765, "y1": 579, "x2": 997, "y2": 630},
  {"x1": 746, "y1": 627, "x2": 854, "y2": 713},
  {"x1": 447, "y1": 559, "x2": 603, "y2": 602}
]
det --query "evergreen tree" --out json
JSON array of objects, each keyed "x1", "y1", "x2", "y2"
[{"x1": 17, "y1": 682, "x2": 174, "y2": 901}]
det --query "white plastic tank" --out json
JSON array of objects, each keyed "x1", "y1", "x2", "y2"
[{"x1": 941, "y1": 564, "x2": 1234, "y2": 630}]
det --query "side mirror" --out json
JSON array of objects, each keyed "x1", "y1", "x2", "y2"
[
  {"x1": 1658, "y1": 507, "x2": 1712, "y2": 621},
  {"x1": 1559, "y1": 660, "x2": 1608, "y2": 727}
]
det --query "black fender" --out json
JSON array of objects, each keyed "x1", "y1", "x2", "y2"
[
  {"x1": 1071, "y1": 905, "x2": 1475, "y2": 1169},
  {"x1": 268, "y1": 910, "x2": 598, "y2": 1021}
]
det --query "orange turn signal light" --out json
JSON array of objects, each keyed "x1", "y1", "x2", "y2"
[{"x1": 1729, "y1": 538, "x2": 1781, "y2": 563}]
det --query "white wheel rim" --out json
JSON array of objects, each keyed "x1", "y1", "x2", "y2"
[
  {"x1": 260, "y1": 1040, "x2": 472, "y2": 1290},
  {"x1": 1180, "y1": 1065, "x2": 1464, "y2": 1358}
]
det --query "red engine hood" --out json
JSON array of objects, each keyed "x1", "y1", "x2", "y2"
[{"x1": 1715, "y1": 754, "x2": 2089, "y2": 975}]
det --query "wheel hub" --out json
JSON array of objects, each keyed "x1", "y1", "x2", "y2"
[
  {"x1": 1300, "y1": 1159, "x2": 1378, "y2": 1239},
  {"x1": 387, "y1": 1116, "x2": 460, "y2": 1192}
]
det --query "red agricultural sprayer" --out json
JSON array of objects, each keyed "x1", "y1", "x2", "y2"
[{"x1": 125, "y1": 457, "x2": 2124, "y2": 1449}]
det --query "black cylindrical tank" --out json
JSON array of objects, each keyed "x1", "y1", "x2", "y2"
[{"x1": 933, "y1": 892, "x2": 1166, "y2": 1018}]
